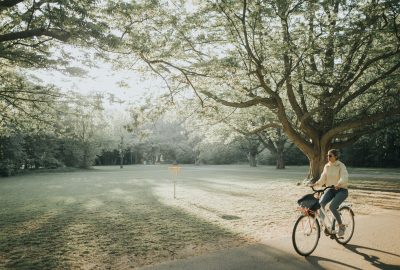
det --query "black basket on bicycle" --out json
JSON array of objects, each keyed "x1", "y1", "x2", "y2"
[{"x1": 297, "y1": 194, "x2": 321, "y2": 211}]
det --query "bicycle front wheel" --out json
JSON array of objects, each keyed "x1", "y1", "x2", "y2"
[
  {"x1": 292, "y1": 214, "x2": 320, "y2": 256},
  {"x1": 335, "y1": 206, "x2": 355, "y2": 244}
]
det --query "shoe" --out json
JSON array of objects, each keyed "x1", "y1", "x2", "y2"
[{"x1": 338, "y1": 225, "x2": 346, "y2": 237}]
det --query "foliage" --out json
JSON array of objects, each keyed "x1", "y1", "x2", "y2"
[
  {"x1": 57, "y1": 92, "x2": 108, "y2": 168},
  {"x1": 1, "y1": 0, "x2": 399, "y2": 175},
  {"x1": 0, "y1": 0, "x2": 109, "y2": 133},
  {"x1": 197, "y1": 141, "x2": 248, "y2": 165},
  {"x1": 107, "y1": 0, "x2": 400, "y2": 179},
  {"x1": 258, "y1": 146, "x2": 308, "y2": 166},
  {"x1": 0, "y1": 92, "x2": 111, "y2": 175},
  {"x1": 0, "y1": 70, "x2": 60, "y2": 134},
  {"x1": 0, "y1": 132, "x2": 26, "y2": 176},
  {"x1": 137, "y1": 119, "x2": 197, "y2": 164},
  {"x1": 23, "y1": 133, "x2": 62, "y2": 169},
  {"x1": 342, "y1": 124, "x2": 400, "y2": 167},
  {"x1": 174, "y1": 97, "x2": 291, "y2": 167}
]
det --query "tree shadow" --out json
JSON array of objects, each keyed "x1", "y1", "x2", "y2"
[
  {"x1": 0, "y1": 178, "x2": 249, "y2": 270},
  {"x1": 343, "y1": 244, "x2": 400, "y2": 270},
  {"x1": 350, "y1": 186, "x2": 400, "y2": 194},
  {"x1": 304, "y1": 244, "x2": 400, "y2": 270},
  {"x1": 305, "y1": 255, "x2": 363, "y2": 270}
]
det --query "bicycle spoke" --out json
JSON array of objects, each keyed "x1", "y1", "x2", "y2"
[
  {"x1": 292, "y1": 215, "x2": 320, "y2": 256},
  {"x1": 335, "y1": 207, "x2": 354, "y2": 244}
]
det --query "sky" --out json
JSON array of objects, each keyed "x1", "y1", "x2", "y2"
[{"x1": 28, "y1": 46, "x2": 166, "y2": 109}]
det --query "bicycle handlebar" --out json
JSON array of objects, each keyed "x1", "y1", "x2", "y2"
[{"x1": 310, "y1": 185, "x2": 334, "y2": 194}]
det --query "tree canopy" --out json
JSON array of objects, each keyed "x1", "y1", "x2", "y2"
[
  {"x1": 1, "y1": 0, "x2": 399, "y2": 176},
  {"x1": 107, "y1": 0, "x2": 400, "y2": 179},
  {"x1": 0, "y1": 0, "x2": 108, "y2": 132}
]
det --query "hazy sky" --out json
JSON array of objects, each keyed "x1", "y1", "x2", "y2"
[{"x1": 28, "y1": 46, "x2": 166, "y2": 108}]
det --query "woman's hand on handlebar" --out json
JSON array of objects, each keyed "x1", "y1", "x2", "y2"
[
  {"x1": 309, "y1": 182, "x2": 318, "y2": 189},
  {"x1": 310, "y1": 185, "x2": 334, "y2": 193}
]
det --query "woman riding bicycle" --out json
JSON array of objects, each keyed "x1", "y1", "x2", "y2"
[{"x1": 311, "y1": 149, "x2": 349, "y2": 237}]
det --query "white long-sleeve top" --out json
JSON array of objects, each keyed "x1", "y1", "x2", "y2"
[{"x1": 315, "y1": 160, "x2": 349, "y2": 189}]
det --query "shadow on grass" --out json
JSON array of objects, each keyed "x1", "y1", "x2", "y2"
[
  {"x1": 0, "y1": 180, "x2": 247, "y2": 269},
  {"x1": 349, "y1": 185, "x2": 400, "y2": 194},
  {"x1": 183, "y1": 179, "x2": 254, "y2": 198},
  {"x1": 0, "y1": 209, "x2": 71, "y2": 269}
]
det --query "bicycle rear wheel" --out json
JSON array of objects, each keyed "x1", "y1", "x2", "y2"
[
  {"x1": 292, "y1": 214, "x2": 320, "y2": 256},
  {"x1": 335, "y1": 206, "x2": 355, "y2": 244}
]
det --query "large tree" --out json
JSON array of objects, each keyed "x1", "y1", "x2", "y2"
[{"x1": 108, "y1": 0, "x2": 400, "y2": 180}]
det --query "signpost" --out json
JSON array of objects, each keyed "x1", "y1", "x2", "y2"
[{"x1": 168, "y1": 164, "x2": 181, "y2": 199}]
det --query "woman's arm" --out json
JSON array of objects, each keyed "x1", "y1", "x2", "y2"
[{"x1": 336, "y1": 162, "x2": 349, "y2": 188}]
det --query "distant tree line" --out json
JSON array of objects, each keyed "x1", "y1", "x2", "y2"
[
  {"x1": 1, "y1": 117, "x2": 399, "y2": 177},
  {"x1": 0, "y1": 132, "x2": 93, "y2": 176}
]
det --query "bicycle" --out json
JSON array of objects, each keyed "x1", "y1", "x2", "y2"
[{"x1": 292, "y1": 185, "x2": 355, "y2": 256}]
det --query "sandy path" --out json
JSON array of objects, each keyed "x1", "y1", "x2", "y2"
[
  {"x1": 139, "y1": 210, "x2": 400, "y2": 270},
  {"x1": 153, "y1": 174, "x2": 400, "y2": 245}
]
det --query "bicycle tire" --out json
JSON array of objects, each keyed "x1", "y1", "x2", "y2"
[
  {"x1": 335, "y1": 206, "x2": 355, "y2": 245},
  {"x1": 292, "y1": 214, "x2": 320, "y2": 256}
]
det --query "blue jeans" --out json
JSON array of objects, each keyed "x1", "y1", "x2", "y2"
[{"x1": 319, "y1": 188, "x2": 348, "y2": 224}]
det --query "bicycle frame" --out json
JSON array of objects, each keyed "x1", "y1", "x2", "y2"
[
  {"x1": 317, "y1": 206, "x2": 338, "y2": 235},
  {"x1": 301, "y1": 186, "x2": 353, "y2": 236},
  {"x1": 297, "y1": 207, "x2": 335, "y2": 235}
]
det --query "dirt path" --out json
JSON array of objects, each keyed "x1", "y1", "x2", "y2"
[{"x1": 139, "y1": 210, "x2": 400, "y2": 270}]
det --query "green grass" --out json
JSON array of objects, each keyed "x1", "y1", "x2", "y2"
[{"x1": 0, "y1": 165, "x2": 399, "y2": 269}]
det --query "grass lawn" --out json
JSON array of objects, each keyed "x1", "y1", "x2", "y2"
[{"x1": 1, "y1": 165, "x2": 399, "y2": 269}]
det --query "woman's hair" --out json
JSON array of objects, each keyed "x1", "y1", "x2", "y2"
[{"x1": 328, "y1": 149, "x2": 340, "y2": 159}]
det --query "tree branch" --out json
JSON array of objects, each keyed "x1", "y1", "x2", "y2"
[
  {"x1": 0, "y1": 28, "x2": 71, "y2": 43},
  {"x1": 239, "y1": 0, "x2": 262, "y2": 66},
  {"x1": 322, "y1": 109, "x2": 400, "y2": 145},
  {"x1": 257, "y1": 134, "x2": 277, "y2": 154},
  {"x1": 0, "y1": 0, "x2": 24, "y2": 9},
  {"x1": 336, "y1": 60, "x2": 400, "y2": 112},
  {"x1": 332, "y1": 118, "x2": 400, "y2": 149},
  {"x1": 341, "y1": 49, "x2": 400, "y2": 94},
  {"x1": 200, "y1": 90, "x2": 277, "y2": 109}
]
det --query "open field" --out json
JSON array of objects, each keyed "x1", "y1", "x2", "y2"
[{"x1": 1, "y1": 165, "x2": 399, "y2": 269}]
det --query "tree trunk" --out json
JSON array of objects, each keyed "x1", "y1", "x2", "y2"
[
  {"x1": 130, "y1": 150, "x2": 133, "y2": 164},
  {"x1": 306, "y1": 145, "x2": 330, "y2": 182},
  {"x1": 119, "y1": 136, "x2": 124, "y2": 168},
  {"x1": 119, "y1": 151, "x2": 124, "y2": 168},
  {"x1": 194, "y1": 149, "x2": 201, "y2": 165},
  {"x1": 276, "y1": 151, "x2": 285, "y2": 169},
  {"x1": 82, "y1": 147, "x2": 88, "y2": 168},
  {"x1": 275, "y1": 138, "x2": 285, "y2": 169},
  {"x1": 249, "y1": 151, "x2": 257, "y2": 167}
]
